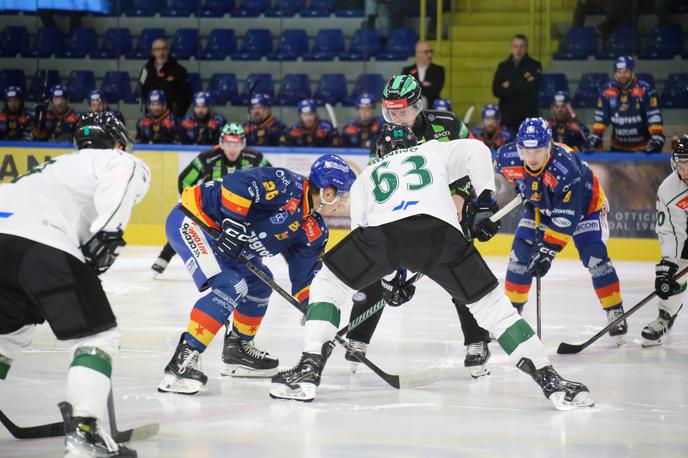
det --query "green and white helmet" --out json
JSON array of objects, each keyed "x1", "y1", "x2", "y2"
[
  {"x1": 381, "y1": 74, "x2": 424, "y2": 123},
  {"x1": 220, "y1": 122, "x2": 246, "y2": 147}
]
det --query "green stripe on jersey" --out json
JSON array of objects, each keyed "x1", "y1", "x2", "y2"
[
  {"x1": 71, "y1": 347, "x2": 112, "y2": 378},
  {"x1": 306, "y1": 302, "x2": 341, "y2": 326},
  {"x1": 0, "y1": 354, "x2": 11, "y2": 380},
  {"x1": 497, "y1": 319, "x2": 536, "y2": 355}
]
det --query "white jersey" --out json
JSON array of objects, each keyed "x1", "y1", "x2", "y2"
[
  {"x1": 0, "y1": 148, "x2": 150, "y2": 261},
  {"x1": 656, "y1": 171, "x2": 688, "y2": 263},
  {"x1": 349, "y1": 138, "x2": 495, "y2": 231}
]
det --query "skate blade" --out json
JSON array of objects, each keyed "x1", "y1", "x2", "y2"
[
  {"x1": 157, "y1": 373, "x2": 204, "y2": 395},
  {"x1": 613, "y1": 334, "x2": 627, "y2": 346},
  {"x1": 550, "y1": 391, "x2": 595, "y2": 411},
  {"x1": 641, "y1": 337, "x2": 664, "y2": 347},
  {"x1": 469, "y1": 365, "x2": 491, "y2": 379},
  {"x1": 220, "y1": 364, "x2": 279, "y2": 378},
  {"x1": 269, "y1": 382, "x2": 316, "y2": 402},
  {"x1": 350, "y1": 362, "x2": 359, "y2": 374}
]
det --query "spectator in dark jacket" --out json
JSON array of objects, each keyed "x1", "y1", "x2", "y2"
[
  {"x1": 492, "y1": 34, "x2": 542, "y2": 132},
  {"x1": 402, "y1": 41, "x2": 445, "y2": 109},
  {"x1": 140, "y1": 39, "x2": 192, "y2": 119}
]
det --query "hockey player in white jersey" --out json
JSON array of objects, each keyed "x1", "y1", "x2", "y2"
[
  {"x1": 270, "y1": 124, "x2": 594, "y2": 410},
  {"x1": 643, "y1": 134, "x2": 688, "y2": 346},
  {"x1": 0, "y1": 112, "x2": 150, "y2": 457}
]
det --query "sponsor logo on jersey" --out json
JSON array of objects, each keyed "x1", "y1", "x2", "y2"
[
  {"x1": 185, "y1": 257, "x2": 198, "y2": 275},
  {"x1": 289, "y1": 221, "x2": 300, "y2": 232},
  {"x1": 552, "y1": 216, "x2": 572, "y2": 228},
  {"x1": 610, "y1": 114, "x2": 642, "y2": 126},
  {"x1": 303, "y1": 216, "x2": 322, "y2": 242},
  {"x1": 181, "y1": 222, "x2": 209, "y2": 258},
  {"x1": 392, "y1": 200, "x2": 420, "y2": 211},
  {"x1": 574, "y1": 219, "x2": 600, "y2": 235},
  {"x1": 246, "y1": 231, "x2": 273, "y2": 257},
  {"x1": 543, "y1": 171, "x2": 559, "y2": 190},
  {"x1": 433, "y1": 130, "x2": 451, "y2": 139},
  {"x1": 676, "y1": 195, "x2": 688, "y2": 210},
  {"x1": 563, "y1": 190, "x2": 572, "y2": 203},
  {"x1": 274, "y1": 231, "x2": 289, "y2": 240},
  {"x1": 531, "y1": 192, "x2": 541, "y2": 201},
  {"x1": 553, "y1": 160, "x2": 569, "y2": 175},
  {"x1": 501, "y1": 166, "x2": 525, "y2": 181},
  {"x1": 282, "y1": 197, "x2": 300, "y2": 214},
  {"x1": 270, "y1": 211, "x2": 288, "y2": 224}
]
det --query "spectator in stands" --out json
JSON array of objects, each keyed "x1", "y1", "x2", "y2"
[
  {"x1": 548, "y1": 91, "x2": 590, "y2": 151},
  {"x1": 0, "y1": 86, "x2": 33, "y2": 141},
  {"x1": 590, "y1": 56, "x2": 664, "y2": 152},
  {"x1": 140, "y1": 38, "x2": 192, "y2": 119},
  {"x1": 341, "y1": 93, "x2": 385, "y2": 149},
  {"x1": 432, "y1": 98, "x2": 452, "y2": 111},
  {"x1": 471, "y1": 104, "x2": 513, "y2": 151},
  {"x1": 572, "y1": 0, "x2": 629, "y2": 44},
  {"x1": 244, "y1": 93, "x2": 286, "y2": 147},
  {"x1": 32, "y1": 85, "x2": 81, "y2": 142},
  {"x1": 492, "y1": 34, "x2": 542, "y2": 132},
  {"x1": 86, "y1": 90, "x2": 125, "y2": 125},
  {"x1": 179, "y1": 91, "x2": 226, "y2": 145},
  {"x1": 281, "y1": 99, "x2": 340, "y2": 147},
  {"x1": 136, "y1": 90, "x2": 177, "y2": 144},
  {"x1": 402, "y1": 41, "x2": 445, "y2": 109}
]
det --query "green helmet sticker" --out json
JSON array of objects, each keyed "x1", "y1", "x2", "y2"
[
  {"x1": 83, "y1": 126, "x2": 90, "y2": 136},
  {"x1": 221, "y1": 122, "x2": 245, "y2": 137}
]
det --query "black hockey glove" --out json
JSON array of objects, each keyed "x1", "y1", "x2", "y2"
[
  {"x1": 463, "y1": 190, "x2": 501, "y2": 242},
  {"x1": 216, "y1": 218, "x2": 251, "y2": 260},
  {"x1": 656, "y1": 260, "x2": 680, "y2": 300},
  {"x1": 381, "y1": 270, "x2": 416, "y2": 307},
  {"x1": 527, "y1": 242, "x2": 559, "y2": 277},
  {"x1": 645, "y1": 135, "x2": 665, "y2": 153},
  {"x1": 82, "y1": 230, "x2": 126, "y2": 275}
]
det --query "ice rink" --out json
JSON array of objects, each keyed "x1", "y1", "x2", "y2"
[{"x1": 1, "y1": 246, "x2": 686, "y2": 458}]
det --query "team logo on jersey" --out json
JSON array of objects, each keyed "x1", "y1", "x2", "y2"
[
  {"x1": 676, "y1": 195, "x2": 688, "y2": 210},
  {"x1": 282, "y1": 197, "x2": 300, "y2": 214},
  {"x1": 270, "y1": 212, "x2": 288, "y2": 224},
  {"x1": 274, "y1": 231, "x2": 289, "y2": 240},
  {"x1": 302, "y1": 216, "x2": 322, "y2": 242},
  {"x1": 392, "y1": 200, "x2": 419, "y2": 211}
]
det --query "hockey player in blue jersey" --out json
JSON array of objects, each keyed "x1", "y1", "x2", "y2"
[
  {"x1": 590, "y1": 56, "x2": 664, "y2": 152},
  {"x1": 495, "y1": 118, "x2": 628, "y2": 344},
  {"x1": 547, "y1": 91, "x2": 589, "y2": 152},
  {"x1": 341, "y1": 93, "x2": 385, "y2": 148},
  {"x1": 431, "y1": 98, "x2": 452, "y2": 111},
  {"x1": 179, "y1": 91, "x2": 226, "y2": 145},
  {"x1": 472, "y1": 104, "x2": 513, "y2": 151},
  {"x1": 158, "y1": 154, "x2": 356, "y2": 394},
  {"x1": 281, "y1": 99, "x2": 340, "y2": 147}
]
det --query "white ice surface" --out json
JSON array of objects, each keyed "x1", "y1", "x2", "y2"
[{"x1": 1, "y1": 246, "x2": 687, "y2": 458}]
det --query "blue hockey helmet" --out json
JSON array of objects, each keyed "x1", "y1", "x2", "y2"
[
  {"x1": 517, "y1": 117, "x2": 551, "y2": 160},
  {"x1": 432, "y1": 98, "x2": 452, "y2": 111},
  {"x1": 614, "y1": 55, "x2": 635, "y2": 73},
  {"x1": 4, "y1": 85, "x2": 23, "y2": 101},
  {"x1": 356, "y1": 92, "x2": 375, "y2": 108},
  {"x1": 250, "y1": 92, "x2": 272, "y2": 107},
  {"x1": 193, "y1": 91, "x2": 210, "y2": 107},
  {"x1": 298, "y1": 99, "x2": 317, "y2": 114},
  {"x1": 88, "y1": 90, "x2": 104, "y2": 103},
  {"x1": 309, "y1": 154, "x2": 356, "y2": 193},
  {"x1": 481, "y1": 104, "x2": 500, "y2": 120},
  {"x1": 551, "y1": 90, "x2": 570, "y2": 105},
  {"x1": 50, "y1": 84, "x2": 68, "y2": 99},
  {"x1": 146, "y1": 89, "x2": 166, "y2": 105}
]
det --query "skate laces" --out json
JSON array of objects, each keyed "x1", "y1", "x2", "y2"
[
  {"x1": 348, "y1": 340, "x2": 367, "y2": 355},
  {"x1": 646, "y1": 313, "x2": 671, "y2": 334},
  {"x1": 240, "y1": 339, "x2": 268, "y2": 360},
  {"x1": 606, "y1": 307, "x2": 624, "y2": 322},
  {"x1": 97, "y1": 424, "x2": 120, "y2": 452},
  {"x1": 467, "y1": 341, "x2": 486, "y2": 356},
  {"x1": 179, "y1": 347, "x2": 201, "y2": 374}
]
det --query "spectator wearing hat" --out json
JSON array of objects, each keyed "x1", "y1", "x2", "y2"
[
  {"x1": 471, "y1": 104, "x2": 514, "y2": 151},
  {"x1": 243, "y1": 93, "x2": 286, "y2": 147},
  {"x1": 86, "y1": 90, "x2": 125, "y2": 125},
  {"x1": 136, "y1": 90, "x2": 177, "y2": 144},
  {"x1": 280, "y1": 99, "x2": 340, "y2": 147},
  {"x1": 179, "y1": 91, "x2": 226, "y2": 145},
  {"x1": 140, "y1": 38, "x2": 192, "y2": 119},
  {"x1": 432, "y1": 98, "x2": 453, "y2": 112},
  {"x1": 32, "y1": 85, "x2": 81, "y2": 142},
  {"x1": 341, "y1": 93, "x2": 385, "y2": 149},
  {"x1": 547, "y1": 91, "x2": 590, "y2": 152},
  {"x1": 0, "y1": 86, "x2": 33, "y2": 140},
  {"x1": 590, "y1": 56, "x2": 664, "y2": 152}
]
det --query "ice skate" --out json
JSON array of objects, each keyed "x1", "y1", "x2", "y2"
[
  {"x1": 221, "y1": 330, "x2": 279, "y2": 377},
  {"x1": 269, "y1": 352, "x2": 325, "y2": 402},
  {"x1": 158, "y1": 334, "x2": 207, "y2": 395},
  {"x1": 465, "y1": 340, "x2": 491, "y2": 378},
  {"x1": 642, "y1": 309, "x2": 678, "y2": 347},
  {"x1": 344, "y1": 339, "x2": 367, "y2": 374},
  {"x1": 151, "y1": 257, "x2": 168, "y2": 279},
  {"x1": 606, "y1": 306, "x2": 627, "y2": 345},
  {"x1": 60, "y1": 402, "x2": 136, "y2": 458},
  {"x1": 517, "y1": 358, "x2": 594, "y2": 411}
]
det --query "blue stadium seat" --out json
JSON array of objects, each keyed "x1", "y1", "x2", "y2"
[
  {"x1": 22, "y1": 27, "x2": 62, "y2": 58},
  {"x1": 66, "y1": 70, "x2": 96, "y2": 103},
  {"x1": 636, "y1": 72, "x2": 656, "y2": 88},
  {"x1": 125, "y1": 0, "x2": 166, "y2": 16},
  {"x1": 267, "y1": 29, "x2": 308, "y2": 61},
  {"x1": 340, "y1": 28, "x2": 381, "y2": 61},
  {"x1": 346, "y1": 73, "x2": 384, "y2": 106},
  {"x1": 301, "y1": 0, "x2": 334, "y2": 17},
  {"x1": 595, "y1": 26, "x2": 639, "y2": 59},
  {"x1": 199, "y1": 29, "x2": 236, "y2": 60},
  {"x1": 100, "y1": 71, "x2": 132, "y2": 103},
  {"x1": 313, "y1": 73, "x2": 347, "y2": 106},
  {"x1": 105, "y1": 0, "x2": 130, "y2": 16},
  {"x1": 266, "y1": 0, "x2": 305, "y2": 17},
  {"x1": 207, "y1": 73, "x2": 239, "y2": 104},
  {"x1": 276, "y1": 74, "x2": 311, "y2": 105},
  {"x1": 161, "y1": 0, "x2": 199, "y2": 16},
  {"x1": 0, "y1": 26, "x2": 30, "y2": 57},
  {"x1": 126, "y1": 28, "x2": 166, "y2": 59},
  {"x1": 538, "y1": 73, "x2": 569, "y2": 107},
  {"x1": 27, "y1": 70, "x2": 61, "y2": 102},
  {"x1": 171, "y1": 28, "x2": 200, "y2": 60},
  {"x1": 232, "y1": 0, "x2": 270, "y2": 17},
  {"x1": 660, "y1": 73, "x2": 688, "y2": 108},
  {"x1": 377, "y1": 28, "x2": 418, "y2": 60},
  {"x1": 303, "y1": 29, "x2": 345, "y2": 61},
  {"x1": 232, "y1": 29, "x2": 272, "y2": 60},
  {"x1": 198, "y1": 0, "x2": 235, "y2": 17},
  {"x1": 56, "y1": 27, "x2": 98, "y2": 58},
  {"x1": 239, "y1": 73, "x2": 274, "y2": 104},
  {"x1": 0, "y1": 69, "x2": 26, "y2": 93},
  {"x1": 572, "y1": 73, "x2": 609, "y2": 108},
  {"x1": 638, "y1": 25, "x2": 684, "y2": 59},
  {"x1": 187, "y1": 73, "x2": 202, "y2": 94},
  {"x1": 335, "y1": 8, "x2": 364, "y2": 17},
  {"x1": 552, "y1": 26, "x2": 597, "y2": 60},
  {"x1": 93, "y1": 28, "x2": 133, "y2": 59}
]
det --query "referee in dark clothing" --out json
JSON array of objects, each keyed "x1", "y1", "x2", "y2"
[{"x1": 492, "y1": 34, "x2": 542, "y2": 132}]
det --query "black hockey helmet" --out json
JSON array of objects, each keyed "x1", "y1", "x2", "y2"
[
  {"x1": 74, "y1": 112, "x2": 133, "y2": 152},
  {"x1": 671, "y1": 134, "x2": 688, "y2": 179},
  {"x1": 375, "y1": 123, "x2": 417, "y2": 158},
  {"x1": 381, "y1": 74, "x2": 424, "y2": 123}
]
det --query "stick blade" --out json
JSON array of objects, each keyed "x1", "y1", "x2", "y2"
[
  {"x1": 0, "y1": 409, "x2": 64, "y2": 439},
  {"x1": 113, "y1": 423, "x2": 160, "y2": 443},
  {"x1": 398, "y1": 367, "x2": 444, "y2": 389},
  {"x1": 557, "y1": 342, "x2": 584, "y2": 354}
]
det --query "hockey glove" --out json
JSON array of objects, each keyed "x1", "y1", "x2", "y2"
[
  {"x1": 381, "y1": 270, "x2": 416, "y2": 307},
  {"x1": 82, "y1": 230, "x2": 126, "y2": 275},
  {"x1": 527, "y1": 242, "x2": 559, "y2": 277},
  {"x1": 463, "y1": 190, "x2": 501, "y2": 242},
  {"x1": 588, "y1": 133, "x2": 602, "y2": 149},
  {"x1": 645, "y1": 135, "x2": 665, "y2": 153},
  {"x1": 216, "y1": 218, "x2": 251, "y2": 260},
  {"x1": 656, "y1": 260, "x2": 680, "y2": 300}
]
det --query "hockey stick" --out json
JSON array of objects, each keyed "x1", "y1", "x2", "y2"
[
  {"x1": 107, "y1": 390, "x2": 159, "y2": 442},
  {"x1": 557, "y1": 265, "x2": 688, "y2": 354},
  {"x1": 462, "y1": 105, "x2": 475, "y2": 125},
  {"x1": 0, "y1": 409, "x2": 64, "y2": 439},
  {"x1": 324, "y1": 103, "x2": 338, "y2": 129},
  {"x1": 534, "y1": 210, "x2": 543, "y2": 339}
]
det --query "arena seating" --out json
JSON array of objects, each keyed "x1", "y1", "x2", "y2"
[{"x1": 26, "y1": 70, "x2": 61, "y2": 102}]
